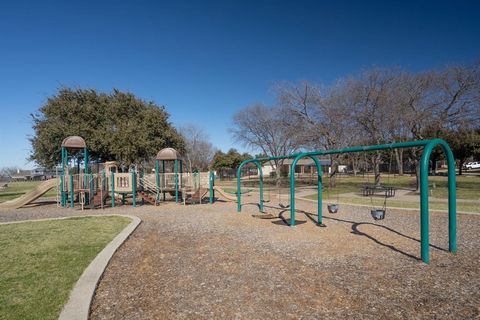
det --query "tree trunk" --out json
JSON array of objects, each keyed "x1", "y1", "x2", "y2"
[
  {"x1": 394, "y1": 148, "x2": 404, "y2": 176},
  {"x1": 372, "y1": 153, "x2": 381, "y2": 185},
  {"x1": 351, "y1": 156, "x2": 358, "y2": 176},
  {"x1": 458, "y1": 159, "x2": 464, "y2": 175},
  {"x1": 414, "y1": 160, "x2": 420, "y2": 191}
]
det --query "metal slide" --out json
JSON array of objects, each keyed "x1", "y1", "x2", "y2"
[{"x1": 0, "y1": 179, "x2": 57, "y2": 209}]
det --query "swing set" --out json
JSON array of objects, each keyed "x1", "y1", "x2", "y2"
[{"x1": 236, "y1": 139, "x2": 457, "y2": 264}]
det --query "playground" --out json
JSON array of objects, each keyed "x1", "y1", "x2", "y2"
[
  {"x1": 0, "y1": 136, "x2": 479, "y2": 319},
  {"x1": 1, "y1": 198, "x2": 479, "y2": 319}
]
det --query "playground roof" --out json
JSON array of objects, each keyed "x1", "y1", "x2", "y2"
[
  {"x1": 61, "y1": 136, "x2": 86, "y2": 149},
  {"x1": 156, "y1": 147, "x2": 182, "y2": 161}
]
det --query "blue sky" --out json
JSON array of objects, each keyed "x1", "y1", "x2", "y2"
[{"x1": 0, "y1": 0, "x2": 479, "y2": 168}]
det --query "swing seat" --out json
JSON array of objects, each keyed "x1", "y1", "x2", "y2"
[
  {"x1": 371, "y1": 209, "x2": 386, "y2": 220},
  {"x1": 327, "y1": 204, "x2": 338, "y2": 213},
  {"x1": 252, "y1": 213, "x2": 277, "y2": 219},
  {"x1": 278, "y1": 203, "x2": 290, "y2": 209}
]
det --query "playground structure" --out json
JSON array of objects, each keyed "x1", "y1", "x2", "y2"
[
  {"x1": 0, "y1": 136, "x2": 458, "y2": 263},
  {"x1": 236, "y1": 139, "x2": 457, "y2": 264},
  {"x1": 55, "y1": 138, "x2": 220, "y2": 209}
]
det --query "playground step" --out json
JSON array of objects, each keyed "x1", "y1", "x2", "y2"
[{"x1": 138, "y1": 191, "x2": 158, "y2": 206}]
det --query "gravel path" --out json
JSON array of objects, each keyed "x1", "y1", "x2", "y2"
[{"x1": 2, "y1": 197, "x2": 479, "y2": 319}]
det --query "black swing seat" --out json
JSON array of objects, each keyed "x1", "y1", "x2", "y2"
[
  {"x1": 278, "y1": 203, "x2": 290, "y2": 209},
  {"x1": 362, "y1": 184, "x2": 396, "y2": 198}
]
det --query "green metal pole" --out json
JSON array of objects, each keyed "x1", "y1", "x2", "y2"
[
  {"x1": 180, "y1": 160, "x2": 183, "y2": 188},
  {"x1": 102, "y1": 170, "x2": 106, "y2": 206},
  {"x1": 290, "y1": 164, "x2": 296, "y2": 226},
  {"x1": 317, "y1": 173, "x2": 323, "y2": 225},
  {"x1": 258, "y1": 162, "x2": 264, "y2": 212},
  {"x1": 122, "y1": 193, "x2": 126, "y2": 205},
  {"x1": 132, "y1": 171, "x2": 136, "y2": 207},
  {"x1": 236, "y1": 166, "x2": 242, "y2": 211},
  {"x1": 60, "y1": 173, "x2": 65, "y2": 207},
  {"x1": 162, "y1": 160, "x2": 166, "y2": 201},
  {"x1": 420, "y1": 144, "x2": 431, "y2": 264},
  {"x1": 290, "y1": 155, "x2": 323, "y2": 227},
  {"x1": 111, "y1": 172, "x2": 115, "y2": 208},
  {"x1": 155, "y1": 160, "x2": 160, "y2": 201},
  {"x1": 84, "y1": 148, "x2": 88, "y2": 174},
  {"x1": 69, "y1": 174, "x2": 74, "y2": 208},
  {"x1": 444, "y1": 144, "x2": 457, "y2": 253},
  {"x1": 174, "y1": 159, "x2": 179, "y2": 203},
  {"x1": 209, "y1": 171, "x2": 214, "y2": 203}
]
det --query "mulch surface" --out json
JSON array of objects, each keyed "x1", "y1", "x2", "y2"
[{"x1": 2, "y1": 197, "x2": 479, "y2": 319}]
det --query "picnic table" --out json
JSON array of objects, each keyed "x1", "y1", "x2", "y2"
[{"x1": 362, "y1": 184, "x2": 396, "y2": 198}]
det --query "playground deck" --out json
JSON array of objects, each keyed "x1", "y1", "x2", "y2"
[{"x1": 1, "y1": 200, "x2": 479, "y2": 319}]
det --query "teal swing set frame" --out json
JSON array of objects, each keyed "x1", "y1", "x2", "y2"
[{"x1": 236, "y1": 139, "x2": 457, "y2": 264}]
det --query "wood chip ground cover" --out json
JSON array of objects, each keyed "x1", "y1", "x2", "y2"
[{"x1": 1, "y1": 198, "x2": 478, "y2": 319}]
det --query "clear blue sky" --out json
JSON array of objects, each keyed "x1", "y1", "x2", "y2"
[{"x1": 0, "y1": 0, "x2": 479, "y2": 168}]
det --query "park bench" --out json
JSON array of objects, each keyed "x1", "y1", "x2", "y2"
[{"x1": 362, "y1": 184, "x2": 396, "y2": 198}]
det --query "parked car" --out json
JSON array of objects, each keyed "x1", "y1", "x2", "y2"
[{"x1": 465, "y1": 161, "x2": 480, "y2": 170}]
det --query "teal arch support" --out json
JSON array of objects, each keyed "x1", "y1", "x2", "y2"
[
  {"x1": 236, "y1": 160, "x2": 264, "y2": 213},
  {"x1": 233, "y1": 139, "x2": 456, "y2": 264},
  {"x1": 174, "y1": 159, "x2": 179, "y2": 203},
  {"x1": 209, "y1": 171, "x2": 215, "y2": 203},
  {"x1": 290, "y1": 154, "x2": 323, "y2": 226},
  {"x1": 419, "y1": 139, "x2": 457, "y2": 263}
]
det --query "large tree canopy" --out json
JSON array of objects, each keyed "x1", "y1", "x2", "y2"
[{"x1": 30, "y1": 88, "x2": 184, "y2": 167}]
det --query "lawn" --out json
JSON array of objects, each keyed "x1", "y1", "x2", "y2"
[
  {"x1": 304, "y1": 193, "x2": 480, "y2": 213},
  {"x1": 0, "y1": 181, "x2": 57, "y2": 203},
  {"x1": 224, "y1": 174, "x2": 480, "y2": 200},
  {"x1": 0, "y1": 216, "x2": 131, "y2": 320}
]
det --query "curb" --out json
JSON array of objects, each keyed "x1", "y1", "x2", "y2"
[{"x1": 57, "y1": 214, "x2": 141, "y2": 320}]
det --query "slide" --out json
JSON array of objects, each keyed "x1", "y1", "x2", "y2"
[
  {"x1": 213, "y1": 186, "x2": 240, "y2": 202},
  {"x1": 0, "y1": 179, "x2": 57, "y2": 209}
]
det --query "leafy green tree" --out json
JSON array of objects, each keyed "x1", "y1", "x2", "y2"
[
  {"x1": 211, "y1": 149, "x2": 252, "y2": 173},
  {"x1": 444, "y1": 128, "x2": 480, "y2": 175},
  {"x1": 30, "y1": 88, "x2": 184, "y2": 167}
]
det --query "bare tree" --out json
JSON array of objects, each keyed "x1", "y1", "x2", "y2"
[
  {"x1": 347, "y1": 69, "x2": 399, "y2": 185},
  {"x1": 178, "y1": 124, "x2": 215, "y2": 173},
  {"x1": 230, "y1": 104, "x2": 299, "y2": 184},
  {"x1": 276, "y1": 80, "x2": 361, "y2": 185}
]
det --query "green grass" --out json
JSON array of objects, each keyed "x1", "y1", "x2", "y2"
[
  {"x1": 0, "y1": 181, "x2": 57, "y2": 203},
  {"x1": 304, "y1": 193, "x2": 480, "y2": 213},
  {"x1": 224, "y1": 174, "x2": 480, "y2": 200},
  {"x1": 0, "y1": 216, "x2": 131, "y2": 320}
]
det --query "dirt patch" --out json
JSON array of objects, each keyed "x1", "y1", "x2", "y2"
[
  {"x1": 2, "y1": 198, "x2": 478, "y2": 319},
  {"x1": 83, "y1": 199, "x2": 480, "y2": 319}
]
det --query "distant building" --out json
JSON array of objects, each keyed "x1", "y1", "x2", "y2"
[
  {"x1": 260, "y1": 158, "x2": 334, "y2": 178},
  {"x1": 10, "y1": 167, "x2": 56, "y2": 181}
]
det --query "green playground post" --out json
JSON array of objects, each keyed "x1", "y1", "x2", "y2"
[
  {"x1": 162, "y1": 160, "x2": 166, "y2": 201},
  {"x1": 289, "y1": 154, "x2": 323, "y2": 226},
  {"x1": 132, "y1": 171, "x2": 137, "y2": 207},
  {"x1": 111, "y1": 172, "x2": 115, "y2": 208},
  {"x1": 69, "y1": 174, "x2": 74, "y2": 208},
  {"x1": 122, "y1": 193, "x2": 126, "y2": 205},
  {"x1": 155, "y1": 160, "x2": 160, "y2": 201},
  {"x1": 236, "y1": 160, "x2": 264, "y2": 212},
  {"x1": 179, "y1": 160, "x2": 183, "y2": 188},
  {"x1": 209, "y1": 171, "x2": 215, "y2": 203},
  {"x1": 419, "y1": 139, "x2": 457, "y2": 263},
  {"x1": 60, "y1": 173, "x2": 65, "y2": 207},
  {"x1": 174, "y1": 159, "x2": 179, "y2": 203}
]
